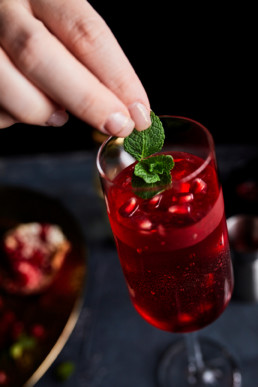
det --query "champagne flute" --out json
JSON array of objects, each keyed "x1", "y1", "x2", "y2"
[{"x1": 96, "y1": 116, "x2": 241, "y2": 386}]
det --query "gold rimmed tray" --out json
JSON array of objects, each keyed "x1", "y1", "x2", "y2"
[{"x1": 0, "y1": 186, "x2": 87, "y2": 387}]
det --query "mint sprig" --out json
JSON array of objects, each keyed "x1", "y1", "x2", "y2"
[
  {"x1": 124, "y1": 111, "x2": 165, "y2": 161},
  {"x1": 134, "y1": 154, "x2": 174, "y2": 184},
  {"x1": 124, "y1": 111, "x2": 174, "y2": 198},
  {"x1": 132, "y1": 169, "x2": 173, "y2": 199}
]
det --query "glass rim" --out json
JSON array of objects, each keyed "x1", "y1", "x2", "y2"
[{"x1": 96, "y1": 115, "x2": 214, "y2": 187}]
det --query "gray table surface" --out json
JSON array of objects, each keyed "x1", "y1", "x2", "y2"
[{"x1": 0, "y1": 144, "x2": 258, "y2": 387}]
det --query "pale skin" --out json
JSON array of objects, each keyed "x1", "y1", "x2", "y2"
[{"x1": 0, "y1": 0, "x2": 151, "y2": 136}]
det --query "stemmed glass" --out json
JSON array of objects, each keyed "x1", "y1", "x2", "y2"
[{"x1": 96, "y1": 116, "x2": 241, "y2": 386}]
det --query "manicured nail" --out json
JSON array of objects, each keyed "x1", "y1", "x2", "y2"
[
  {"x1": 46, "y1": 110, "x2": 69, "y2": 127},
  {"x1": 103, "y1": 112, "x2": 135, "y2": 136},
  {"x1": 128, "y1": 102, "x2": 151, "y2": 130}
]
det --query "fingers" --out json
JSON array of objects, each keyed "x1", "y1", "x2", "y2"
[
  {"x1": 0, "y1": 108, "x2": 16, "y2": 129},
  {"x1": 0, "y1": 47, "x2": 69, "y2": 127},
  {"x1": 0, "y1": 2, "x2": 133, "y2": 136},
  {"x1": 30, "y1": 0, "x2": 151, "y2": 130},
  {"x1": 0, "y1": 1, "x2": 151, "y2": 136}
]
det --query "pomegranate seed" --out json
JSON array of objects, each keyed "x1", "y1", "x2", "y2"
[
  {"x1": 119, "y1": 197, "x2": 139, "y2": 217},
  {"x1": 168, "y1": 204, "x2": 191, "y2": 215},
  {"x1": 179, "y1": 182, "x2": 191, "y2": 192},
  {"x1": 31, "y1": 324, "x2": 45, "y2": 339},
  {"x1": 14, "y1": 262, "x2": 41, "y2": 287},
  {"x1": 137, "y1": 218, "x2": 152, "y2": 230},
  {"x1": 191, "y1": 178, "x2": 207, "y2": 193},
  {"x1": 178, "y1": 313, "x2": 193, "y2": 323},
  {"x1": 172, "y1": 193, "x2": 194, "y2": 203},
  {"x1": 0, "y1": 371, "x2": 7, "y2": 384},
  {"x1": 148, "y1": 194, "x2": 162, "y2": 209}
]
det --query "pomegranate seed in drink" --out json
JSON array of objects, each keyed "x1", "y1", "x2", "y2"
[
  {"x1": 168, "y1": 204, "x2": 191, "y2": 215},
  {"x1": 191, "y1": 178, "x2": 207, "y2": 194},
  {"x1": 119, "y1": 197, "x2": 139, "y2": 217},
  {"x1": 172, "y1": 193, "x2": 194, "y2": 204},
  {"x1": 137, "y1": 218, "x2": 153, "y2": 231},
  {"x1": 148, "y1": 194, "x2": 162, "y2": 209}
]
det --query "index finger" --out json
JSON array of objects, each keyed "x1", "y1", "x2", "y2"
[{"x1": 30, "y1": 0, "x2": 151, "y2": 130}]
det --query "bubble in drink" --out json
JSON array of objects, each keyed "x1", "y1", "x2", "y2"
[{"x1": 119, "y1": 197, "x2": 139, "y2": 217}]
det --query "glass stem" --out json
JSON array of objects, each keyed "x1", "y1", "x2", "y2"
[{"x1": 185, "y1": 332, "x2": 205, "y2": 379}]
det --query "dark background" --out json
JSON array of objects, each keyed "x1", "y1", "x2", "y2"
[{"x1": 0, "y1": 2, "x2": 256, "y2": 156}]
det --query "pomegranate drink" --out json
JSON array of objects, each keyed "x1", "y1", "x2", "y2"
[{"x1": 107, "y1": 152, "x2": 233, "y2": 333}]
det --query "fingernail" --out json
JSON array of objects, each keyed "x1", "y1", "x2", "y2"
[
  {"x1": 103, "y1": 112, "x2": 135, "y2": 137},
  {"x1": 46, "y1": 110, "x2": 69, "y2": 127},
  {"x1": 128, "y1": 102, "x2": 151, "y2": 130}
]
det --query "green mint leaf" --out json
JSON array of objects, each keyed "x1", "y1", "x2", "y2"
[
  {"x1": 124, "y1": 111, "x2": 165, "y2": 161},
  {"x1": 134, "y1": 155, "x2": 174, "y2": 184},
  {"x1": 132, "y1": 172, "x2": 172, "y2": 199},
  {"x1": 123, "y1": 111, "x2": 175, "y2": 199}
]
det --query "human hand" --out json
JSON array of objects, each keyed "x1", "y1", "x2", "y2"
[{"x1": 0, "y1": 0, "x2": 151, "y2": 136}]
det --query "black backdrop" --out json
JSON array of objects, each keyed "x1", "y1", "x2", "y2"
[{"x1": 0, "y1": 2, "x2": 256, "y2": 156}]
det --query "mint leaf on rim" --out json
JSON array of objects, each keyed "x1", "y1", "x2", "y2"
[
  {"x1": 124, "y1": 111, "x2": 165, "y2": 161},
  {"x1": 124, "y1": 111, "x2": 174, "y2": 198}
]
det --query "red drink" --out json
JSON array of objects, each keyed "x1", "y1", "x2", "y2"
[{"x1": 106, "y1": 152, "x2": 233, "y2": 333}]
